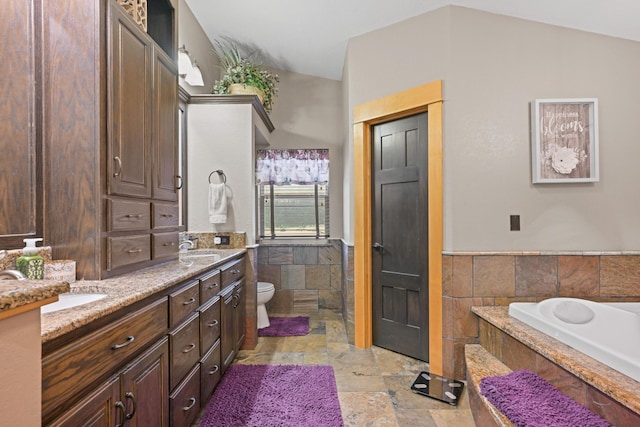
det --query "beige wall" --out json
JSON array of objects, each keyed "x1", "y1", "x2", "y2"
[
  {"x1": 267, "y1": 69, "x2": 344, "y2": 238},
  {"x1": 178, "y1": 0, "x2": 218, "y2": 94},
  {"x1": 187, "y1": 103, "x2": 269, "y2": 244},
  {"x1": 344, "y1": 6, "x2": 640, "y2": 251},
  {"x1": 180, "y1": 2, "x2": 344, "y2": 240}
]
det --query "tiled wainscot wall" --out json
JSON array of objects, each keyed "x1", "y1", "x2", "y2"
[
  {"x1": 257, "y1": 240, "x2": 344, "y2": 315},
  {"x1": 442, "y1": 252, "x2": 640, "y2": 380}
]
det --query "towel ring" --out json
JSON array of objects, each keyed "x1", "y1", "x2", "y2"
[{"x1": 208, "y1": 170, "x2": 227, "y2": 184}]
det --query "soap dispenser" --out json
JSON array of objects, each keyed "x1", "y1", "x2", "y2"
[{"x1": 16, "y1": 238, "x2": 44, "y2": 280}]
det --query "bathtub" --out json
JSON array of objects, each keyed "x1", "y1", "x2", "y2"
[{"x1": 508, "y1": 298, "x2": 640, "y2": 382}]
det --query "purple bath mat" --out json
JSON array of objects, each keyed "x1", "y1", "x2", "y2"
[
  {"x1": 258, "y1": 316, "x2": 309, "y2": 337},
  {"x1": 480, "y1": 369, "x2": 612, "y2": 427},
  {"x1": 198, "y1": 364, "x2": 344, "y2": 427}
]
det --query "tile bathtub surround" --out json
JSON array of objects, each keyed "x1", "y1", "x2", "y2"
[
  {"x1": 192, "y1": 310, "x2": 477, "y2": 427},
  {"x1": 257, "y1": 240, "x2": 343, "y2": 314},
  {"x1": 441, "y1": 253, "x2": 640, "y2": 380}
]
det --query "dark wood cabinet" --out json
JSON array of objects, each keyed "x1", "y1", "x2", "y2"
[
  {"x1": 220, "y1": 284, "x2": 236, "y2": 374},
  {"x1": 41, "y1": 0, "x2": 179, "y2": 279},
  {"x1": 109, "y1": 5, "x2": 153, "y2": 199},
  {"x1": 0, "y1": 0, "x2": 42, "y2": 249},
  {"x1": 118, "y1": 337, "x2": 170, "y2": 427},
  {"x1": 43, "y1": 255, "x2": 247, "y2": 425},
  {"x1": 48, "y1": 376, "x2": 120, "y2": 427},
  {"x1": 48, "y1": 338, "x2": 169, "y2": 427},
  {"x1": 153, "y1": 46, "x2": 180, "y2": 202}
]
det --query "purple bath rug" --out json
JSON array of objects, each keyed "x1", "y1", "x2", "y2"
[
  {"x1": 258, "y1": 316, "x2": 309, "y2": 337},
  {"x1": 198, "y1": 364, "x2": 344, "y2": 427},
  {"x1": 480, "y1": 369, "x2": 612, "y2": 427}
]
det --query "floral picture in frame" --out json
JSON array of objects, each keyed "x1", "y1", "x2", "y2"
[{"x1": 531, "y1": 98, "x2": 599, "y2": 183}]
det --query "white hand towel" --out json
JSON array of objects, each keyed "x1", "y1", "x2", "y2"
[{"x1": 208, "y1": 183, "x2": 227, "y2": 224}]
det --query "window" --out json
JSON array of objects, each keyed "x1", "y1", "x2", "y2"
[{"x1": 256, "y1": 149, "x2": 329, "y2": 239}]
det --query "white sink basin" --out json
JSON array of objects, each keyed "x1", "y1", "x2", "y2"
[
  {"x1": 179, "y1": 250, "x2": 222, "y2": 261},
  {"x1": 181, "y1": 253, "x2": 221, "y2": 259},
  {"x1": 41, "y1": 293, "x2": 108, "y2": 314}
]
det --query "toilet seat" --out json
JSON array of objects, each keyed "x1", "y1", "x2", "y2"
[{"x1": 258, "y1": 281, "x2": 275, "y2": 293}]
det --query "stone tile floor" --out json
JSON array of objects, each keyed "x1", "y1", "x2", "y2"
[{"x1": 194, "y1": 310, "x2": 476, "y2": 426}]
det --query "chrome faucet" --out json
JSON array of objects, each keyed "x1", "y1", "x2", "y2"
[
  {"x1": 0, "y1": 269, "x2": 27, "y2": 280},
  {"x1": 178, "y1": 235, "x2": 197, "y2": 252},
  {"x1": 178, "y1": 240, "x2": 195, "y2": 252}
]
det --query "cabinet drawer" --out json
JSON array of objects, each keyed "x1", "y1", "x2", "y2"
[
  {"x1": 153, "y1": 202, "x2": 179, "y2": 229},
  {"x1": 169, "y1": 280, "x2": 199, "y2": 327},
  {"x1": 169, "y1": 313, "x2": 200, "y2": 390},
  {"x1": 199, "y1": 269, "x2": 221, "y2": 303},
  {"x1": 200, "y1": 339, "x2": 221, "y2": 403},
  {"x1": 107, "y1": 234, "x2": 151, "y2": 270},
  {"x1": 170, "y1": 364, "x2": 200, "y2": 427},
  {"x1": 42, "y1": 298, "x2": 168, "y2": 419},
  {"x1": 108, "y1": 199, "x2": 151, "y2": 231},
  {"x1": 153, "y1": 231, "x2": 178, "y2": 259},
  {"x1": 220, "y1": 257, "x2": 245, "y2": 288},
  {"x1": 199, "y1": 296, "x2": 220, "y2": 355}
]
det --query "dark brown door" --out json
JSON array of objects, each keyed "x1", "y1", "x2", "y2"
[{"x1": 371, "y1": 113, "x2": 429, "y2": 361}]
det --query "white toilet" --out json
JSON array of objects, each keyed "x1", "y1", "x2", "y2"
[{"x1": 257, "y1": 281, "x2": 276, "y2": 329}]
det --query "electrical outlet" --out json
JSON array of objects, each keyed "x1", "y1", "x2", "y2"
[
  {"x1": 213, "y1": 237, "x2": 221, "y2": 245},
  {"x1": 510, "y1": 215, "x2": 520, "y2": 231}
]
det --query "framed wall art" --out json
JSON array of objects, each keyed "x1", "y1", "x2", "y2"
[{"x1": 531, "y1": 98, "x2": 599, "y2": 183}]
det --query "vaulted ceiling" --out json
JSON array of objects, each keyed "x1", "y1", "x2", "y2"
[{"x1": 185, "y1": 0, "x2": 640, "y2": 80}]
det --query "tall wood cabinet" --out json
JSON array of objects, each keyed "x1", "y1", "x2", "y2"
[
  {"x1": 41, "y1": 0, "x2": 180, "y2": 279},
  {"x1": 0, "y1": 0, "x2": 42, "y2": 249}
]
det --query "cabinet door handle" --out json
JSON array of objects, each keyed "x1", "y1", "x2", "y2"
[
  {"x1": 232, "y1": 294, "x2": 240, "y2": 308},
  {"x1": 182, "y1": 343, "x2": 196, "y2": 353},
  {"x1": 207, "y1": 320, "x2": 219, "y2": 327},
  {"x1": 125, "y1": 214, "x2": 143, "y2": 219},
  {"x1": 207, "y1": 283, "x2": 219, "y2": 290},
  {"x1": 126, "y1": 248, "x2": 142, "y2": 254},
  {"x1": 163, "y1": 242, "x2": 176, "y2": 247},
  {"x1": 160, "y1": 213, "x2": 174, "y2": 218},
  {"x1": 112, "y1": 335, "x2": 135, "y2": 350},
  {"x1": 124, "y1": 391, "x2": 137, "y2": 420},
  {"x1": 175, "y1": 175, "x2": 183, "y2": 190},
  {"x1": 182, "y1": 297, "x2": 196, "y2": 306},
  {"x1": 115, "y1": 401, "x2": 126, "y2": 427},
  {"x1": 113, "y1": 156, "x2": 122, "y2": 177},
  {"x1": 231, "y1": 269, "x2": 241, "y2": 274},
  {"x1": 209, "y1": 365, "x2": 219, "y2": 375},
  {"x1": 182, "y1": 397, "x2": 197, "y2": 411}
]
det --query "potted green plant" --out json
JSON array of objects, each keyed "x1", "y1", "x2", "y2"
[{"x1": 212, "y1": 40, "x2": 279, "y2": 113}]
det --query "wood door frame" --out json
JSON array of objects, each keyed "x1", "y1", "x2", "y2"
[{"x1": 353, "y1": 80, "x2": 443, "y2": 374}]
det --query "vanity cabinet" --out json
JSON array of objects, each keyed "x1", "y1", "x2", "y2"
[
  {"x1": 41, "y1": 0, "x2": 179, "y2": 280},
  {"x1": 42, "y1": 297, "x2": 169, "y2": 425},
  {"x1": 48, "y1": 338, "x2": 169, "y2": 427},
  {"x1": 43, "y1": 254, "x2": 247, "y2": 426}
]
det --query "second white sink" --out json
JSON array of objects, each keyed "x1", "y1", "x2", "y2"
[{"x1": 41, "y1": 293, "x2": 108, "y2": 314}]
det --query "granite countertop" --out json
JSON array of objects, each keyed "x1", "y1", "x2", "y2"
[
  {"x1": 0, "y1": 280, "x2": 70, "y2": 314},
  {"x1": 472, "y1": 305, "x2": 640, "y2": 415},
  {"x1": 40, "y1": 248, "x2": 245, "y2": 343}
]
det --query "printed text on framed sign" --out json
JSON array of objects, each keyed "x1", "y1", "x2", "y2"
[{"x1": 531, "y1": 98, "x2": 599, "y2": 183}]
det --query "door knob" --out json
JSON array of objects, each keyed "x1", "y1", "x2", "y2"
[{"x1": 372, "y1": 242, "x2": 384, "y2": 251}]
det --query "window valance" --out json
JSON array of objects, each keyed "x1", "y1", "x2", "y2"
[{"x1": 256, "y1": 149, "x2": 329, "y2": 185}]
